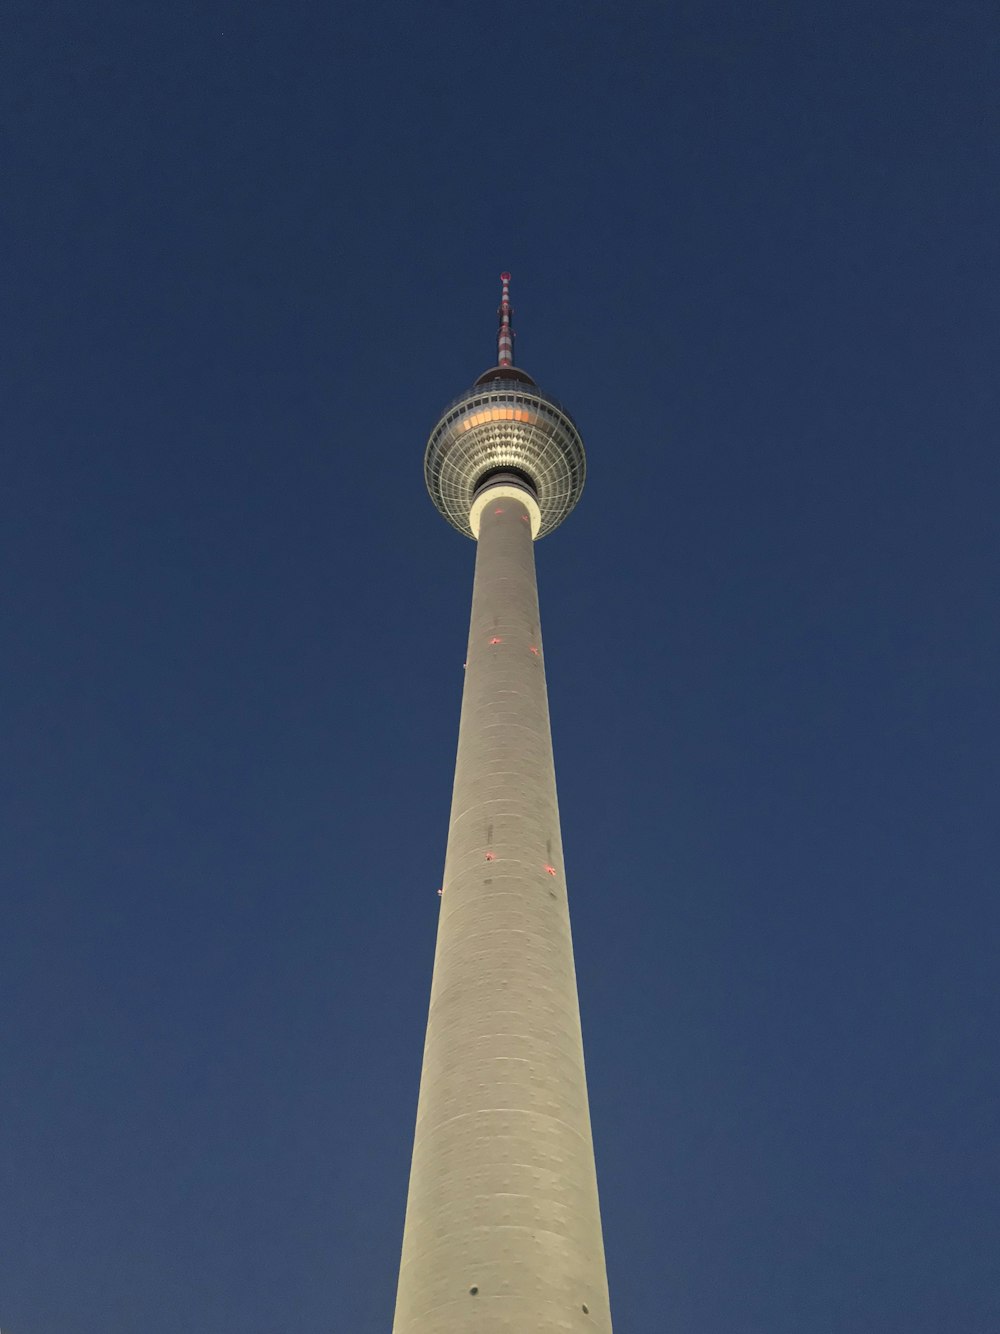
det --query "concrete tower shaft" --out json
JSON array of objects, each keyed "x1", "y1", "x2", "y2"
[{"x1": 392, "y1": 484, "x2": 612, "y2": 1334}]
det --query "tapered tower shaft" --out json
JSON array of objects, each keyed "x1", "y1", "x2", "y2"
[{"x1": 392, "y1": 483, "x2": 612, "y2": 1334}]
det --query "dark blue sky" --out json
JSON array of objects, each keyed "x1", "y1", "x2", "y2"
[{"x1": 3, "y1": 2, "x2": 998, "y2": 1331}]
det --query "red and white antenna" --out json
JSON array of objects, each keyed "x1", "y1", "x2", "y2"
[{"x1": 497, "y1": 271, "x2": 514, "y2": 366}]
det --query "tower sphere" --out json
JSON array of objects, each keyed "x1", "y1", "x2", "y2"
[{"x1": 424, "y1": 288, "x2": 586, "y2": 539}]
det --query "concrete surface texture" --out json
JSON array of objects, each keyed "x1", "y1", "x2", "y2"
[{"x1": 392, "y1": 486, "x2": 613, "y2": 1334}]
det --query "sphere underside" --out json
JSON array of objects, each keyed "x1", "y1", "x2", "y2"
[{"x1": 425, "y1": 378, "x2": 586, "y2": 539}]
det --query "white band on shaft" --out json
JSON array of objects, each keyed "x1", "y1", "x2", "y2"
[{"x1": 469, "y1": 483, "x2": 542, "y2": 539}]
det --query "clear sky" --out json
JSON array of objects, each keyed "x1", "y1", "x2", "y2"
[{"x1": 3, "y1": 2, "x2": 998, "y2": 1331}]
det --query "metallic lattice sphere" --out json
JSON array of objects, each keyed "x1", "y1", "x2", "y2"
[{"x1": 425, "y1": 366, "x2": 586, "y2": 539}]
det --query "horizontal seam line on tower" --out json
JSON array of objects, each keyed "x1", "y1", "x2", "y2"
[{"x1": 413, "y1": 1108, "x2": 592, "y2": 1142}]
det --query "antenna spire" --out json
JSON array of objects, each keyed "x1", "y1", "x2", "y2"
[{"x1": 497, "y1": 271, "x2": 514, "y2": 366}]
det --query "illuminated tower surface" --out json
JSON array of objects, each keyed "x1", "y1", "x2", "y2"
[{"x1": 392, "y1": 276, "x2": 612, "y2": 1334}]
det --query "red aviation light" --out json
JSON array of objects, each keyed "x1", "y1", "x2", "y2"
[
  {"x1": 485, "y1": 851, "x2": 496, "y2": 862},
  {"x1": 529, "y1": 646, "x2": 540, "y2": 656},
  {"x1": 489, "y1": 636, "x2": 502, "y2": 645},
  {"x1": 544, "y1": 864, "x2": 557, "y2": 876},
  {"x1": 494, "y1": 507, "x2": 505, "y2": 515}
]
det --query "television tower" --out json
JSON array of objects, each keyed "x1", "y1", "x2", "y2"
[{"x1": 392, "y1": 276, "x2": 613, "y2": 1333}]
